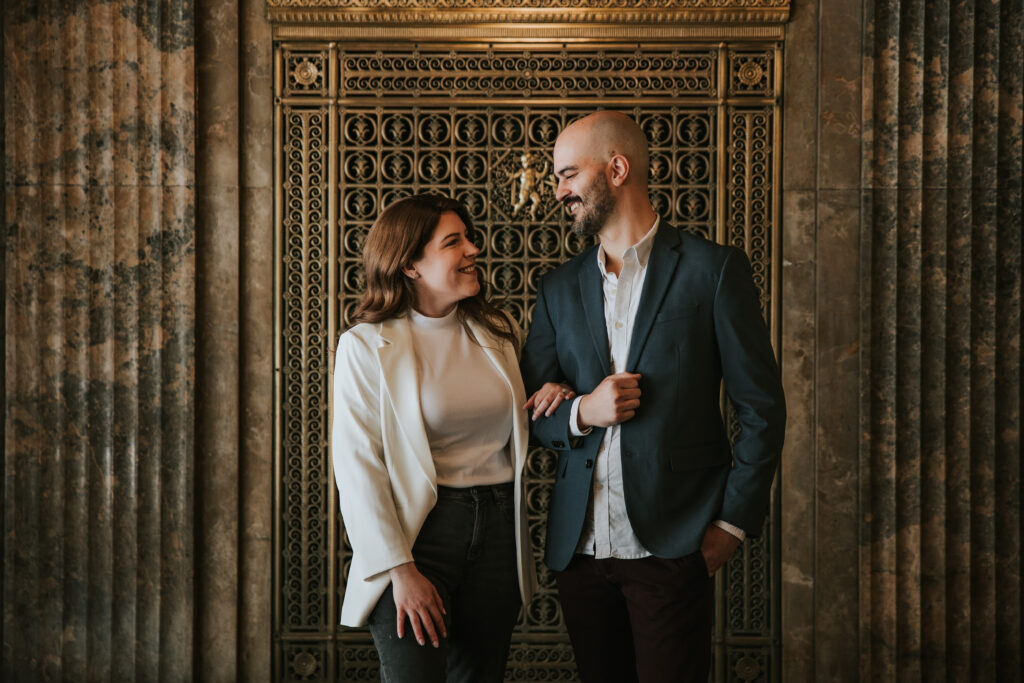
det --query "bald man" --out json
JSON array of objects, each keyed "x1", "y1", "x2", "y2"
[{"x1": 520, "y1": 112, "x2": 786, "y2": 682}]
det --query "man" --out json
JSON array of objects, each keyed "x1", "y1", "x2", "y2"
[{"x1": 520, "y1": 111, "x2": 785, "y2": 682}]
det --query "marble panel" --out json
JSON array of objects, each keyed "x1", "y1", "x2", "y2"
[
  {"x1": 813, "y1": 189, "x2": 861, "y2": 682},
  {"x1": 818, "y1": 0, "x2": 864, "y2": 190},
  {"x1": 782, "y1": 0, "x2": 819, "y2": 191},
  {"x1": 779, "y1": 189, "x2": 816, "y2": 683}
]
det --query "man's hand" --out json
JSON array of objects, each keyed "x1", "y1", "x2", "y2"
[
  {"x1": 577, "y1": 372, "x2": 642, "y2": 429},
  {"x1": 699, "y1": 524, "x2": 741, "y2": 576},
  {"x1": 389, "y1": 562, "x2": 447, "y2": 647}
]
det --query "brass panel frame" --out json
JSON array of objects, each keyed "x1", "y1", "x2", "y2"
[
  {"x1": 272, "y1": 8, "x2": 784, "y2": 680},
  {"x1": 268, "y1": 0, "x2": 790, "y2": 29}
]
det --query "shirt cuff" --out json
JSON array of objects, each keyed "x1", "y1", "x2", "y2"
[
  {"x1": 713, "y1": 519, "x2": 746, "y2": 541},
  {"x1": 568, "y1": 396, "x2": 593, "y2": 437}
]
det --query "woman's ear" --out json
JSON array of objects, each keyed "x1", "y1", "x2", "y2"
[{"x1": 402, "y1": 264, "x2": 420, "y2": 280}]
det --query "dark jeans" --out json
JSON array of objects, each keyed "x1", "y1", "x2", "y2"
[
  {"x1": 368, "y1": 482, "x2": 522, "y2": 683},
  {"x1": 554, "y1": 553, "x2": 713, "y2": 683}
]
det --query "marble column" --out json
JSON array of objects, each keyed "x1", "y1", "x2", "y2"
[
  {"x1": 782, "y1": 0, "x2": 1022, "y2": 680},
  {"x1": 195, "y1": 0, "x2": 274, "y2": 680},
  {"x1": 862, "y1": 0, "x2": 1021, "y2": 679},
  {"x1": 3, "y1": 1, "x2": 195, "y2": 680}
]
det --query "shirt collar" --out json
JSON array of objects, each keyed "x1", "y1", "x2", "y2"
[{"x1": 596, "y1": 216, "x2": 661, "y2": 277}]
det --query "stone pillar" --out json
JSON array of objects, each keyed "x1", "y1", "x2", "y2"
[
  {"x1": 782, "y1": 1, "x2": 1022, "y2": 680},
  {"x1": 194, "y1": 0, "x2": 273, "y2": 679},
  {"x1": 861, "y1": 0, "x2": 1021, "y2": 679},
  {"x1": 3, "y1": 1, "x2": 195, "y2": 680}
]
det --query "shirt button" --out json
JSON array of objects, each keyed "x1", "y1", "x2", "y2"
[{"x1": 614, "y1": 321, "x2": 624, "y2": 329}]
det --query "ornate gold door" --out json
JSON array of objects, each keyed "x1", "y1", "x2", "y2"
[{"x1": 271, "y1": 5, "x2": 785, "y2": 680}]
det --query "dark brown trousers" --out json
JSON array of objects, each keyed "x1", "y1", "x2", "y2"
[{"x1": 554, "y1": 553, "x2": 713, "y2": 683}]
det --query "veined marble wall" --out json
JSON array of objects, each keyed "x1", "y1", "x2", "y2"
[
  {"x1": 3, "y1": 1, "x2": 195, "y2": 680},
  {"x1": 861, "y1": 0, "x2": 1021, "y2": 679},
  {"x1": 3, "y1": 0, "x2": 1021, "y2": 681},
  {"x1": 782, "y1": 0, "x2": 1021, "y2": 681},
  {"x1": 2, "y1": 0, "x2": 273, "y2": 681}
]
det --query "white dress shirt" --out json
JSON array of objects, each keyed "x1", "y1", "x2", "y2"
[{"x1": 568, "y1": 218, "x2": 744, "y2": 559}]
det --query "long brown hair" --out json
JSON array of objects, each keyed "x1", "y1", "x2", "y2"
[{"x1": 350, "y1": 194, "x2": 515, "y2": 346}]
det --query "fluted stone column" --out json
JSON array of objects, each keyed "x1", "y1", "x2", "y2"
[
  {"x1": 4, "y1": 0, "x2": 273, "y2": 680},
  {"x1": 195, "y1": 0, "x2": 274, "y2": 679},
  {"x1": 782, "y1": 1, "x2": 1021, "y2": 681},
  {"x1": 3, "y1": 1, "x2": 196, "y2": 680},
  {"x1": 862, "y1": 0, "x2": 1021, "y2": 679}
]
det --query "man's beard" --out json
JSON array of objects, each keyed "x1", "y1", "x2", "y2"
[{"x1": 569, "y1": 175, "x2": 615, "y2": 237}]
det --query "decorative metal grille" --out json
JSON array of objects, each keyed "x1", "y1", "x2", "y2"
[{"x1": 275, "y1": 42, "x2": 781, "y2": 682}]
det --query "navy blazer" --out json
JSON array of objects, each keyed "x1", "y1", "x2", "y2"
[{"x1": 521, "y1": 223, "x2": 786, "y2": 571}]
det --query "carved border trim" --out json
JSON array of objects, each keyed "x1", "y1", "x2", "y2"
[
  {"x1": 267, "y1": 7, "x2": 790, "y2": 26},
  {"x1": 273, "y1": 22, "x2": 786, "y2": 41}
]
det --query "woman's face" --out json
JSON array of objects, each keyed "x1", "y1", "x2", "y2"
[{"x1": 405, "y1": 211, "x2": 481, "y2": 317}]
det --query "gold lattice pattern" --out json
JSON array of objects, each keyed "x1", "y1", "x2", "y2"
[{"x1": 276, "y1": 42, "x2": 780, "y2": 682}]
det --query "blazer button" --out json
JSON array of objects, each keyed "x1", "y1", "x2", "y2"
[
  {"x1": 553, "y1": 440, "x2": 565, "y2": 448},
  {"x1": 586, "y1": 459, "x2": 593, "y2": 468}
]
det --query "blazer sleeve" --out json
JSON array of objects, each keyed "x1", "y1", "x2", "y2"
[
  {"x1": 331, "y1": 331, "x2": 414, "y2": 580},
  {"x1": 521, "y1": 277, "x2": 578, "y2": 450},
  {"x1": 713, "y1": 248, "x2": 787, "y2": 536}
]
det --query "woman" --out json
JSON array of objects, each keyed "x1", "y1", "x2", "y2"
[{"x1": 331, "y1": 194, "x2": 572, "y2": 682}]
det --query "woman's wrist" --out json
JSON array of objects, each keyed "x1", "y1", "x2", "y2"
[{"x1": 388, "y1": 561, "x2": 417, "y2": 581}]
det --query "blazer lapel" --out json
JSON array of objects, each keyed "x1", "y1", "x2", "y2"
[
  {"x1": 578, "y1": 251, "x2": 612, "y2": 376},
  {"x1": 626, "y1": 225, "x2": 682, "y2": 371},
  {"x1": 467, "y1": 319, "x2": 528, "y2": 475},
  {"x1": 376, "y1": 316, "x2": 437, "y2": 490}
]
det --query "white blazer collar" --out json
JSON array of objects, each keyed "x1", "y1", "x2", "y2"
[
  {"x1": 375, "y1": 313, "x2": 528, "y2": 483},
  {"x1": 375, "y1": 316, "x2": 436, "y2": 491},
  {"x1": 464, "y1": 317, "x2": 528, "y2": 475}
]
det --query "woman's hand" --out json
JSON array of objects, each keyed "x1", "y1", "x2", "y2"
[
  {"x1": 523, "y1": 382, "x2": 577, "y2": 421},
  {"x1": 389, "y1": 562, "x2": 447, "y2": 647}
]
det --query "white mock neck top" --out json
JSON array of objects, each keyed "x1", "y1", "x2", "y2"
[{"x1": 407, "y1": 308, "x2": 514, "y2": 487}]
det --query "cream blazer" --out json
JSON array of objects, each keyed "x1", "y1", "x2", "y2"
[{"x1": 330, "y1": 314, "x2": 537, "y2": 627}]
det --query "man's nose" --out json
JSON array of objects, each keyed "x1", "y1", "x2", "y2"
[{"x1": 554, "y1": 179, "x2": 568, "y2": 201}]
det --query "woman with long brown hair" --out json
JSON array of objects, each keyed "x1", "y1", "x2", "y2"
[{"x1": 331, "y1": 194, "x2": 572, "y2": 682}]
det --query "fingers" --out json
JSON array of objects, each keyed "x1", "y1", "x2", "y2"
[
  {"x1": 418, "y1": 608, "x2": 440, "y2": 648},
  {"x1": 531, "y1": 385, "x2": 576, "y2": 420},
  {"x1": 545, "y1": 389, "x2": 575, "y2": 416},
  {"x1": 543, "y1": 393, "x2": 564, "y2": 418},
  {"x1": 609, "y1": 372, "x2": 642, "y2": 388},
  {"x1": 532, "y1": 395, "x2": 551, "y2": 421},
  {"x1": 407, "y1": 608, "x2": 428, "y2": 646},
  {"x1": 398, "y1": 605, "x2": 446, "y2": 647},
  {"x1": 431, "y1": 586, "x2": 448, "y2": 639}
]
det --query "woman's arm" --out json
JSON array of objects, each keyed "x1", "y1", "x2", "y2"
[
  {"x1": 331, "y1": 330, "x2": 447, "y2": 644},
  {"x1": 331, "y1": 331, "x2": 412, "y2": 579}
]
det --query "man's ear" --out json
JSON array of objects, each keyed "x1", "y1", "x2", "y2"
[{"x1": 608, "y1": 154, "x2": 630, "y2": 187}]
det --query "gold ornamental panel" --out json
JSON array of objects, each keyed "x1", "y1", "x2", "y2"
[
  {"x1": 274, "y1": 27, "x2": 782, "y2": 683},
  {"x1": 267, "y1": 0, "x2": 789, "y2": 32}
]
